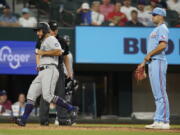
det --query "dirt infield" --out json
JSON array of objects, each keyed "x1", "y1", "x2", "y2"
[{"x1": 0, "y1": 124, "x2": 180, "y2": 133}]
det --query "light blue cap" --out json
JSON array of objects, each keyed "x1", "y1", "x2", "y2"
[
  {"x1": 22, "y1": 8, "x2": 30, "y2": 13},
  {"x1": 150, "y1": 7, "x2": 166, "y2": 17}
]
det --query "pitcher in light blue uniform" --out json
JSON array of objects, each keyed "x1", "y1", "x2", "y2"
[{"x1": 139, "y1": 7, "x2": 170, "y2": 129}]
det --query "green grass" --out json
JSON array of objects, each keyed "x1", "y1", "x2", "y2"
[
  {"x1": 0, "y1": 129, "x2": 179, "y2": 135},
  {"x1": 0, "y1": 124, "x2": 179, "y2": 135},
  {"x1": 76, "y1": 124, "x2": 180, "y2": 128}
]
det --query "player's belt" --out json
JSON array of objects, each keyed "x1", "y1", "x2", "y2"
[
  {"x1": 150, "y1": 58, "x2": 157, "y2": 61},
  {"x1": 38, "y1": 65, "x2": 48, "y2": 71},
  {"x1": 38, "y1": 64, "x2": 57, "y2": 71},
  {"x1": 149, "y1": 58, "x2": 165, "y2": 63}
]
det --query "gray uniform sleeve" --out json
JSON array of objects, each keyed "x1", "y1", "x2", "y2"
[{"x1": 47, "y1": 36, "x2": 62, "y2": 50}]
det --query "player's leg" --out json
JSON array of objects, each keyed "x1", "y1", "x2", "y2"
[
  {"x1": 41, "y1": 67, "x2": 59, "y2": 102},
  {"x1": 158, "y1": 60, "x2": 170, "y2": 123},
  {"x1": 146, "y1": 60, "x2": 170, "y2": 129},
  {"x1": 146, "y1": 60, "x2": 161, "y2": 129},
  {"x1": 151, "y1": 60, "x2": 169, "y2": 123},
  {"x1": 148, "y1": 61, "x2": 159, "y2": 120},
  {"x1": 39, "y1": 96, "x2": 50, "y2": 125},
  {"x1": 15, "y1": 74, "x2": 42, "y2": 126},
  {"x1": 39, "y1": 66, "x2": 65, "y2": 126},
  {"x1": 55, "y1": 65, "x2": 69, "y2": 125},
  {"x1": 41, "y1": 67, "x2": 76, "y2": 111}
]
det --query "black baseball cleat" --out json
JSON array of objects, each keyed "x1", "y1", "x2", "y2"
[
  {"x1": 40, "y1": 121, "x2": 49, "y2": 126},
  {"x1": 15, "y1": 117, "x2": 26, "y2": 126},
  {"x1": 69, "y1": 106, "x2": 79, "y2": 122},
  {"x1": 59, "y1": 119, "x2": 72, "y2": 126}
]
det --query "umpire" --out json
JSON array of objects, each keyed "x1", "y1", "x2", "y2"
[{"x1": 39, "y1": 21, "x2": 73, "y2": 126}]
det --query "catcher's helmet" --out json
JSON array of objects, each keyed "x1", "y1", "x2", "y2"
[
  {"x1": 48, "y1": 20, "x2": 58, "y2": 31},
  {"x1": 34, "y1": 22, "x2": 50, "y2": 35}
]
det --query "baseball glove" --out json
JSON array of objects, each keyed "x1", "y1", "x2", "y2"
[{"x1": 134, "y1": 66, "x2": 147, "y2": 81}]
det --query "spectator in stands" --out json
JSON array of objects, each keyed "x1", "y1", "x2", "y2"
[
  {"x1": 160, "y1": 1, "x2": 179, "y2": 27},
  {"x1": 13, "y1": 93, "x2": 26, "y2": 116},
  {"x1": 0, "y1": 5, "x2": 20, "y2": 27},
  {"x1": 37, "y1": 0, "x2": 50, "y2": 15},
  {"x1": 19, "y1": 8, "x2": 37, "y2": 28},
  {"x1": 91, "y1": 1, "x2": 105, "y2": 26},
  {"x1": 126, "y1": 10, "x2": 144, "y2": 27},
  {"x1": 176, "y1": 24, "x2": 180, "y2": 27},
  {"x1": 13, "y1": 93, "x2": 38, "y2": 116},
  {"x1": 76, "y1": 3, "x2": 92, "y2": 25},
  {"x1": 137, "y1": 0, "x2": 153, "y2": 26},
  {"x1": 121, "y1": 0, "x2": 137, "y2": 21},
  {"x1": 175, "y1": 17, "x2": 180, "y2": 27},
  {"x1": 107, "y1": 2, "x2": 128, "y2": 26},
  {"x1": 145, "y1": 0, "x2": 159, "y2": 11},
  {"x1": 167, "y1": 0, "x2": 180, "y2": 15},
  {"x1": 0, "y1": 0, "x2": 8, "y2": 8},
  {"x1": 0, "y1": 90, "x2": 12, "y2": 115},
  {"x1": 99, "y1": 0, "x2": 114, "y2": 20}
]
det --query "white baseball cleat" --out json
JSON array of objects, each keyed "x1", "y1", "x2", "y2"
[
  {"x1": 145, "y1": 122, "x2": 170, "y2": 129},
  {"x1": 145, "y1": 121, "x2": 160, "y2": 129},
  {"x1": 158, "y1": 122, "x2": 170, "y2": 129}
]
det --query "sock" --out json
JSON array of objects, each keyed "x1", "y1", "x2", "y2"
[
  {"x1": 21, "y1": 104, "x2": 34, "y2": 122},
  {"x1": 55, "y1": 97, "x2": 74, "y2": 111}
]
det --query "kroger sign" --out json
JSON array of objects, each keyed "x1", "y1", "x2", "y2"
[{"x1": 0, "y1": 41, "x2": 37, "y2": 75}]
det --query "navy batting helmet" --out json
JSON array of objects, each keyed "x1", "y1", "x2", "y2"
[
  {"x1": 48, "y1": 20, "x2": 58, "y2": 31},
  {"x1": 34, "y1": 22, "x2": 50, "y2": 34}
]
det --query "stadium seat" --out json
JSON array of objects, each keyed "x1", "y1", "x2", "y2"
[
  {"x1": 60, "y1": 10, "x2": 75, "y2": 27},
  {"x1": 166, "y1": 10, "x2": 179, "y2": 27},
  {"x1": 64, "y1": 1, "x2": 79, "y2": 12}
]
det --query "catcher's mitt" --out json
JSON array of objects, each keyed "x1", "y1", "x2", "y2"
[{"x1": 134, "y1": 66, "x2": 147, "y2": 81}]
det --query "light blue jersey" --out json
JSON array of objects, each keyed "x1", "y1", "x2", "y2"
[
  {"x1": 147, "y1": 24, "x2": 169, "y2": 60},
  {"x1": 148, "y1": 23, "x2": 170, "y2": 123}
]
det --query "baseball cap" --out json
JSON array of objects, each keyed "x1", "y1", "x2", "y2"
[
  {"x1": 3, "y1": 5, "x2": 10, "y2": 9},
  {"x1": 151, "y1": 0, "x2": 159, "y2": 3},
  {"x1": 22, "y1": 8, "x2": 30, "y2": 14},
  {"x1": 81, "y1": 3, "x2": 90, "y2": 10},
  {"x1": 138, "y1": 0, "x2": 146, "y2": 5},
  {"x1": 0, "y1": 90, "x2": 7, "y2": 96},
  {"x1": 48, "y1": 21, "x2": 58, "y2": 31},
  {"x1": 33, "y1": 22, "x2": 50, "y2": 33},
  {"x1": 149, "y1": 7, "x2": 166, "y2": 17},
  {"x1": 33, "y1": 23, "x2": 44, "y2": 31}
]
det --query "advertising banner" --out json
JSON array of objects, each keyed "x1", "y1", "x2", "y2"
[
  {"x1": 76, "y1": 27, "x2": 180, "y2": 65},
  {"x1": 0, "y1": 41, "x2": 37, "y2": 75}
]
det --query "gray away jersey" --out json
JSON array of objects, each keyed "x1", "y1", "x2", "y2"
[{"x1": 40, "y1": 36, "x2": 62, "y2": 66}]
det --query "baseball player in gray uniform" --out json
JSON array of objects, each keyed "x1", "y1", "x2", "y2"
[
  {"x1": 39, "y1": 21, "x2": 74, "y2": 126},
  {"x1": 15, "y1": 22, "x2": 78, "y2": 126}
]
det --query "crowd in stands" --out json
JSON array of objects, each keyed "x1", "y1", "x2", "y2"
[
  {"x1": 0, "y1": 90, "x2": 12, "y2": 116},
  {"x1": 0, "y1": 0, "x2": 180, "y2": 27},
  {"x1": 0, "y1": 5, "x2": 37, "y2": 27},
  {"x1": 18, "y1": 7, "x2": 37, "y2": 28},
  {"x1": 75, "y1": 0, "x2": 180, "y2": 27},
  {"x1": 0, "y1": 89, "x2": 58, "y2": 117},
  {"x1": 0, "y1": 90, "x2": 38, "y2": 117}
]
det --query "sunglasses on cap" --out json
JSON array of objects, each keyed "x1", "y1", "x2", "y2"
[{"x1": 152, "y1": 13, "x2": 159, "y2": 16}]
